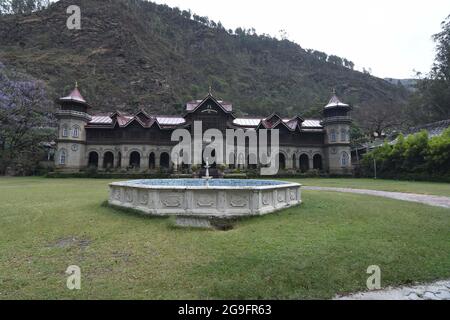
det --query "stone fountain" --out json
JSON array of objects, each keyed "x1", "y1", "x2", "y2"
[{"x1": 108, "y1": 162, "x2": 302, "y2": 228}]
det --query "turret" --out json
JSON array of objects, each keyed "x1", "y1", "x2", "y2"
[
  {"x1": 321, "y1": 90, "x2": 352, "y2": 174},
  {"x1": 55, "y1": 83, "x2": 91, "y2": 171}
]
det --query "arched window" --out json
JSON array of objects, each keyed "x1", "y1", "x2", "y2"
[
  {"x1": 88, "y1": 151, "x2": 99, "y2": 168},
  {"x1": 341, "y1": 152, "x2": 349, "y2": 167},
  {"x1": 299, "y1": 154, "x2": 309, "y2": 173},
  {"x1": 330, "y1": 129, "x2": 336, "y2": 142},
  {"x1": 313, "y1": 154, "x2": 323, "y2": 170},
  {"x1": 59, "y1": 149, "x2": 67, "y2": 165},
  {"x1": 72, "y1": 126, "x2": 80, "y2": 138},
  {"x1": 103, "y1": 152, "x2": 114, "y2": 169},
  {"x1": 340, "y1": 128, "x2": 346, "y2": 142},
  {"x1": 129, "y1": 151, "x2": 141, "y2": 168},
  {"x1": 62, "y1": 125, "x2": 68, "y2": 137},
  {"x1": 278, "y1": 153, "x2": 286, "y2": 170},
  {"x1": 160, "y1": 152, "x2": 170, "y2": 169}
]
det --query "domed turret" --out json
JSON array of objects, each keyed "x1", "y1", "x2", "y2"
[
  {"x1": 55, "y1": 83, "x2": 91, "y2": 172},
  {"x1": 321, "y1": 90, "x2": 352, "y2": 175},
  {"x1": 58, "y1": 82, "x2": 91, "y2": 113}
]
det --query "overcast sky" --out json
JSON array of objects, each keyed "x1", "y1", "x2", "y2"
[{"x1": 152, "y1": 0, "x2": 449, "y2": 79}]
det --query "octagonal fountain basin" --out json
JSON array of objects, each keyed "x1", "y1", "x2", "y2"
[{"x1": 108, "y1": 179, "x2": 302, "y2": 228}]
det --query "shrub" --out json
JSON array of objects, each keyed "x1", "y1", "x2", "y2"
[{"x1": 361, "y1": 128, "x2": 450, "y2": 181}]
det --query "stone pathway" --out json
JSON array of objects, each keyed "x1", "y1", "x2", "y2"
[
  {"x1": 334, "y1": 280, "x2": 450, "y2": 300},
  {"x1": 303, "y1": 186, "x2": 450, "y2": 209}
]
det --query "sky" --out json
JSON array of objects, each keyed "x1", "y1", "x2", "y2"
[{"x1": 152, "y1": 0, "x2": 450, "y2": 79}]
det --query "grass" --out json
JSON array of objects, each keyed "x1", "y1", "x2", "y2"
[
  {"x1": 0, "y1": 177, "x2": 449, "y2": 299},
  {"x1": 285, "y1": 178, "x2": 450, "y2": 197}
]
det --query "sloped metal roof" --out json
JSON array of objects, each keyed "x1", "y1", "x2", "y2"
[
  {"x1": 302, "y1": 120, "x2": 322, "y2": 128},
  {"x1": 90, "y1": 116, "x2": 113, "y2": 124},
  {"x1": 233, "y1": 118, "x2": 322, "y2": 129},
  {"x1": 324, "y1": 94, "x2": 349, "y2": 109},
  {"x1": 156, "y1": 117, "x2": 186, "y2": 126},
  {"x1": 59, "y1": 87, "x2": 88, "y2": 104}
]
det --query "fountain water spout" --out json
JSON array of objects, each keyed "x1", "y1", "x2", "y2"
[{"x1": 203, "y1": 158, "x2": 213, "y2": 187}]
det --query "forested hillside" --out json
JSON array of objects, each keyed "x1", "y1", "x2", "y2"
[{"x1": 0, "y1": 0, "x2": 409, "y2": 118}]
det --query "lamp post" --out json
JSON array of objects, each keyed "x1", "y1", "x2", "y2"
[{"x1": 374, "y1": 158, "x2": 377, "y2": 180}]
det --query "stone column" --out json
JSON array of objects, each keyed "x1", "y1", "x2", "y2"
[
  {"x1": 142, "y1": 154, "x2": 149, "y2": 171},
  {"x1": 121, "y1": 153, "x2": 127, "y2": 169},
  {"x1": 99, "y1": 153, "x2": 104, "y2": 170},
  {"x1": 286, "y1": 155, "x2": 293, "y2": 170},
  {"x1": 113, "y1": 152, "x2": 119, "y2": 168},
  {"x1": 155, "y1": 152, "x2": 161, "y2": 169}
]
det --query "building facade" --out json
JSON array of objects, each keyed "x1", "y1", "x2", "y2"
[{"x1": 54, "y1": 85, "x2": 353, "y2": 175}]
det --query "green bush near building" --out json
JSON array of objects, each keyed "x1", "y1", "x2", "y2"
[{"x1": 361, "y1": 127, "x2": 450, "y2": 182}]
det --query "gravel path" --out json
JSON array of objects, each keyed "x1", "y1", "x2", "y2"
[
  {"x1": 334, "y1": 280, "x2": 450, "y2": 300},
  {"x1": 303, "y1": 186, "x2": 450, "y2": 209}
]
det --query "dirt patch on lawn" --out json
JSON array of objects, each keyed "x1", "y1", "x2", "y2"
[{"x1": 49, "y1": 237, "x2": 91, "y2": 249}]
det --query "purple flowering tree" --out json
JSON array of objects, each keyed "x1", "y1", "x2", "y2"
[{"x1": 0, "y1": 62, "x2": 55, "y2": 175}]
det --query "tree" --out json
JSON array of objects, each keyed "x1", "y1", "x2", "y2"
[
  {"x1": 343, "y1": 58, "x2": 355, "y2": 70},
  {"x1": 279, "y1": 29, "x2": 288, "y2": 41},
  {"x1": 408, "y1": 14, "x2": 450, "y2": 124},
  {"x1": 327, "y1": 55, "x2": 343, "y2": 67},
  {"x1": 0, "y1": 62, "x2": 55, "y2": 175},
  {"x1": 310, "y1": 50, "x2": 328, "y2": 62},
  {"x1": 0, "y1": 0, "x2": 49, "y2": 15},
  {"x1": 181, "y1": 9, "x2": 191, "y2": 20},
  {"x1": 354, "y1": 102, "x2": 405, "y2": 138}
]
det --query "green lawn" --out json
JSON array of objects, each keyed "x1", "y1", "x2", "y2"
[
  {"x1": 286, "y1": 178, "x2": 450, "y2": 197},
  {"x1": 0, "y1": 177, "x2": 449, "y2": 299}
]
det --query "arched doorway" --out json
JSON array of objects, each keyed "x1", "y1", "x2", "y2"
[
  {"x1": 103, "y1": 152, "x2": 114, "y2": 169},
  {"x1": 313, "y1": 154, "x2": 323, "y2": 170},
  {"x1": 278, "y1": 153, "x2": 286, "y2": 170},
  {"x1": 129, "y1": 151, "x2": 141, "y2": 168},
  {"x1": 299, "y1": 154, "x2": 309, "y2": 173},
  {"x1": 149, "y1": 152, "x2": 155, "y2": 169},
  {"x1": 160, "y1": 152, "x2": 170, "y2": 169},
  {"x1": 88, "y1": 151, "x2": 99, "y2": 168}
]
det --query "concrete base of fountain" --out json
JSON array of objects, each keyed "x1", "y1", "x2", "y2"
[{"x1": 108, "y1": 179, "x2": 302, "y2": 228}]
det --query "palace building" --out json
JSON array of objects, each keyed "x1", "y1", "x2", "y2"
[{"x1": 54, "y1": 85, "x2": 353, "y2": 175}]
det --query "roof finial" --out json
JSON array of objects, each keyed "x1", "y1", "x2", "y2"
[
  {"x1": 332, "y1": 87, "x2": 336, "y2": 95},
  {"x1": 75, "y1": 81, "x2": 78, "y2": 89},
  {"x1": 208, "y1": 85, "x2": 212, "y2": 95}
]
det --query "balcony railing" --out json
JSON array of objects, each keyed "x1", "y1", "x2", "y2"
[
  {"x1": 321, "y1": 116, "x2": 352, "y2": 124},
  {"x1": 56, "y1": 110, "x2": 92, "y2": 121}
]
